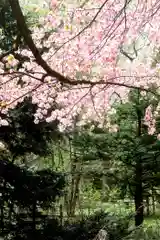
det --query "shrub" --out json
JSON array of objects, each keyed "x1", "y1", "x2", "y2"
[{"x1": 62, "y1": 211, "x2": 131, "y2": 240}]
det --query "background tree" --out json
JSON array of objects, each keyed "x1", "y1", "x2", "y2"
[
  {"x1": 68, "y1": 88, "x2": 160, "y2": 226},
  {"x1": 0, "y1": 97, "x2": 65, "y2": 239}
]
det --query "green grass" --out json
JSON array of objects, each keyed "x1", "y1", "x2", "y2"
[
  {"x1": 144, "y1": 215, "x2": 160, "y2": 227},
  {"x1": 54, "y1": 199, "x2": 160, "y2": 239}
]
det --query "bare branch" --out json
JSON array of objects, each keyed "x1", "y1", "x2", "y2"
[
  {"x1": 91, "y1": 0, "x2": 132, "y2": 57},
  {"x1": 0, "y1": 70, "x2": 159, "y2": 96},
  {"x1": 48, "y1": 0, "x2": 109, "y2": 57},
  {"x1": 120, "y1": 46, "x2": 135, "y2": 61},
  {"x1": 7, "y1": 82, "x2": 43, "y2": 107}
]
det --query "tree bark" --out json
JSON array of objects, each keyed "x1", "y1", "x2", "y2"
[
  {"x1": 134, "y1": 90, "x2": 144, "y2": 226},
  {"x1": 8, "y1": 0, "x2": 73, "y2": 84},
  {"x1": 134, "y1": 161, "x2": 143, "y2": 226},
  {"x1": 32, "y1": 200, "x2": 36, "y2": 231},
  {"x1": 152, "y1": 188, "x2": 156, "y2": 215},
  {"x1": 146, "y1": 196, "x2": 150, "y2": 216}
]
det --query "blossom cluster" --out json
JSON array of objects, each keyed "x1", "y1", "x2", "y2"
[{"x1": 0, "y1": 0, "x2": 160, "y2": 131}]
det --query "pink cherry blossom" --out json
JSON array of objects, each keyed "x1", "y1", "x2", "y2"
[{"x1": 0, "y1": 0, "x2": 160, "y2": 132}]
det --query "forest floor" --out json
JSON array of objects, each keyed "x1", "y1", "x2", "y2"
[{"x1": 74, "y1": 200, "x2": 160, "y2": 227}]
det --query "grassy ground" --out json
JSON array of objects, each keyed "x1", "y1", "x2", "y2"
[
  {"x1": 76, "y1": 201, "x2": 160, "y2": 239},
  {"x1": 53, "y1": 199, "x2": 160, "y2": 239}
]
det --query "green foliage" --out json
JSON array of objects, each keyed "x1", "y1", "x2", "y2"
[
  {"x1": 0, "y1": 97, "x2": 60, "y2": 156},
  {"x1": 82, "y1": 183, "x2": 101, "y2": 204},
  {"x1": 125, "y1": 224, "x2": 160, "y2": 240},
  {"x1": 0, "y1": 2, "x2": 18, "y2": 52},
  {"x1": 0, "y1": 97, "x2": 65, "y2": 240},
  {"x1": 0, "y1": 159, "x2": 65, "y2": 238},
  {"x1": 0, "y1": 0, "x2": 47, "y2": 53},
  {"x1": 62, "y1": 210, "x2": 131, "y2": 240},
  {"x1": 67, "y1": 89, "x2": 160, "y2": 225}
]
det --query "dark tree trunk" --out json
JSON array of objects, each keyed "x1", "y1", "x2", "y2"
[
  {"x1": 135, "y1": 90, "x2": 144, "y2": 226},
  {"x1": 32, "y1": 201, "x2": 36, "y2": 231},
  {"x1": 66, "y1": 171, "x2": 81, "y2": 217},
  {"x1": 135, "y1": 160, "x2": 143, "y2": 226},
  {"x1": 65, "y1": 123, "x2": 81, "y2": 218},
  {"x1": 59, "y1": 204, "x2": 63, "y2": 226},
  {"x1": 0, "y1": 204, "x2": 4, "y2": 233},
  {"x1": 146, "y1": 196, "x2": 150, "y2": 216},
  {"x1": 152, "y1": 188, "x2": 156, "y2": 215},
  {"x1": 70, "y1": 173, "x2": 81, "y2": 216},
  {"x1": 0, "y1": 180, "x2": 6, "y2": 234}
]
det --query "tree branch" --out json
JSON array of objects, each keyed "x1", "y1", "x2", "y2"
[
  {"x1": 7, "y1": 0, "x2": 160, "y2": 98},
  {"x1": 8, "y1": 0, "x2": 74, "y2": 85}
]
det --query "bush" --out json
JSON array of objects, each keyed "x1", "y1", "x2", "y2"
[
  {"x1": 125, "y1": 224, "x2": 160, "y2": 240},
  {"x1": 62, "y1": 211, "x2": 131, "y2": 240}
]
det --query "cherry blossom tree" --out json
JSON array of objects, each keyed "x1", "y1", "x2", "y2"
[{"x1": 0, "y1": 0, "x2": 160, "y2": 131}]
